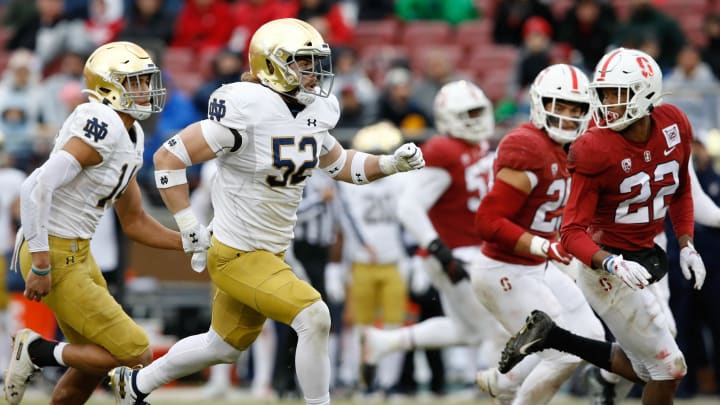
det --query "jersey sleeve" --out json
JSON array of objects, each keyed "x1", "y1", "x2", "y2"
[
  {"x1": 63, "y1": 103, "x2": 122, "y2": 162},
  {"x1": 668, "y1": 105, "x2": 695, "y2": 238},
  {"x1": 567, "y1": 131, "x2": 612, "y2": 176},
  {"x1": 421, "y1": 137, "x2": 456, "y2": 169},
  {"x1": 495, "y1": 131, "x2": 545, "y2": 171},
  {"x1": 560, "y1": 171, "x2": 602, "y2": 266},
  {"x1": 201, "y1": 83, "x2": 251, "y2": 156}
]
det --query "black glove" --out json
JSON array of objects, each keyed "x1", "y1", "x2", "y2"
[{"x1": 427, "y1": 238, "x2": 469, "y2": 284}]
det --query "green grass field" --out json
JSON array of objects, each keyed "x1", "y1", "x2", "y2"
[{"x1": 18, "y1": 387, "x2": 720, "y2": 405}]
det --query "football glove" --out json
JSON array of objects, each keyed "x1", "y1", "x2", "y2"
[
  {"x1": 379, "y1": 143, "x2": 425, "y2": 174},
  {"x1": 174, "y1": 207, "x2": 211, "y2": 254},
  {"x1": 680, "y1": 242, "x2": 706, "y2": 290},
  {"x1": 427, "y1": 238, "x2": 469, "y2": 284},
  {"x1": 602, "y1": 254, "x2": 651, "y2": 290}
]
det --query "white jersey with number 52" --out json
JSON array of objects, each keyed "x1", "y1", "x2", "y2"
[{"x1": 200, "y1": 82, "x2": 340, "y2": 253}]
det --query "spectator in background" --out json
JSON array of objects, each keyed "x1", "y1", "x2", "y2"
[
  {"x1": 170, "y1": 0, "x2": 234, "y2": 54},
  {"x1": 411, "y1": 48, "x2": 465, "y2": 120},
  {"x1": 557, "y1": 0, "x2": 617, "y2": 72},
  {"x1": 6, "y1": 0, "x2": 93, "y2": 68},
  {"x1": 292, "y1": 0, "x2": 354, "y2": 47},
  {"x1": 493, "y1": 0, "x2": 555, "y2": 46},
  {"x1": 192, "y1": 49, "x2": 244, "y2": 117},
  {"x1": 507, "y1": 17, "x2": 552, "y2": 107},
  {"x1": 356, "y1": 0, "x2": 395, "y2": 21},
  {"x1": 117, "y1": 0, "x2": 175, "y2": 47},
  {"x1": 377, "y1": 68, "x2": 432, "y2": 137},
  {"x1": 332, "y1": 47, "x2": 377, "y2": 128},
  {"x1": 394, "y1": 0, "x2": 479, "y2": 26},
  {"x1": 612, "y1": 0, "x2": 686, "y2": 71},
  {"x1": 37, "y1": 51, "x2": 87, "y2": 137},
  {"x1": 84, "y1": 0, "x2": 125, "y2": 47},
  {"x1": 229, "y1": 0, "x2": 294, "y2": 55},
  {"x1": 701, "y1": 14, "x2": 720, "y2": 81},
  {"x1": 664, "y1": 45, "x2": 720, "y2": 138},
  {"x1": 0, "y1": 49, "x2": 42, "y2": 167}
]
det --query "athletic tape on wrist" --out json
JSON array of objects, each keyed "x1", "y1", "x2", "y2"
[{"x1": 155, "y1": 169, "x2": 188, "y2": 189}]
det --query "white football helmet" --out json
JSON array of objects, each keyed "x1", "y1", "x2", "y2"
[
  {"x1": 83, "y1": 41, "x2": 166, "y2": 121},
  {"x1": 529, "y1": 64, "x2": 591, "y2": 144},
  {"x1": 433, "y1": 80, "x2": 494, "y2": 143},
  {"x1": 249, "y1": 18, "x2": 334, "y2": 105},
  {"x1": 589, "y1": 47, "x2": 663, "y2": 131}
]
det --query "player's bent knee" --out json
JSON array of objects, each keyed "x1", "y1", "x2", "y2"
[
  {"x1": 293, "y1": 300, "x2": 331, "y2": 336},
  {"x1": 117, "y1": 348, "x2": 153, "y2": 368}
]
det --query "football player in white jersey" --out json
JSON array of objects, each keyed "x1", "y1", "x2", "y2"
[
  {"x1": 4, "y1": 42, "x2": 183, "y2": 405},
  {"x1": 107, "y1": 18, "x2": 425, "y2": 405}
]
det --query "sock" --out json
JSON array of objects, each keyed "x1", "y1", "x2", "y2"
[
  {"x1": 546, "y1": 325, "x2": 613, "y2": 372},
  {"x1": 132, "y1": 369, "x2": 149, "y2": 400},
  {"x1": 53, "y1": 342, "x2": 67, "y2": 366},
  {"x1": 28, "y1": 338, "x2": 59, "y2": 367}
]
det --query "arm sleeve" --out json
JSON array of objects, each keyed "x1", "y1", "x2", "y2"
[
  {"x1": 474, "y1": 178, "x2": 529, "y2": 247},
  {"x1": 560, "y1": 172, "x2": 601, "y2": 266},
  {"x1": 22, "y1": 151, "x2": 82, "y2": 252},
  {"x1": 689, "y1": 158, "x2": 720, "y2": 227},
  {"x1": 396, "y1": 167, "x2": 451, "y2": 248}
]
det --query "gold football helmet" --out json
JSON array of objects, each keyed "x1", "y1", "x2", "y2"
[
  {"x1": 352, "y1": 121, "x2": 403, "y2": 154},
  {"x1": 83, "y1": 41, "x2": 166, "y2": 120},
  {"x1": 248, "y1": 18, "x2": 334, "y2": 104}
]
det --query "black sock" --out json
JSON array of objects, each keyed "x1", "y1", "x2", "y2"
[
  {"x1": 546, "y1": 325, "x2": 613, "y2": 372},
  {"x1": 28, "y1": 339, "x2": 60, "y2": 368}
]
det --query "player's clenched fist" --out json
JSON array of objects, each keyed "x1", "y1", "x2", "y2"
[{"x1": 379, "y1": 143, "x2": 425, "y2": 174}]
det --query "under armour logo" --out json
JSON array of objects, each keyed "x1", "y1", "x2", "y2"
[
  {"x1": 189, "y1": 232, "x2": 198, "y2": 244},
  {"x1": 160, "y1": 176, "x2": 168, "y2": 185},
  {"x1": 83, "y1": 117, "x2": 109, "y2": 142},
  {"x1": 167, "y1": 138, "x2": 177, "y2": 147},
  {"x1": 66, "y1": 256, "x2": 75, "y2": 265},
  {"x1": 354, "y1": 172, "x2": 364, "y2": 183},
  {"x1": 328, "y1": 166, "x2": 339, "y2": 175},
  {"x1": 307, "y1": 118, "x2": 317, "y2": 127},
  {"x1": 208, "y1": 98, "x2": 227, "y2": 122}
]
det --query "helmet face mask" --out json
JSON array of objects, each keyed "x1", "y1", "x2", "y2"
[
  {"x1": 433, "y1": 80, "x2": 494, "y2": 143},
  {"x1": 84, "y1": 41, "x2": 166, "y2": 120},
  {"x1": 589, "y1": 47, "x2": 662, "y2": 131},
  {"x1": 250, "y1": 18, "x2": 334, "y2": 105},
  {"x1": 529, "y1": 64, "x2": 591, "y2": 144}
]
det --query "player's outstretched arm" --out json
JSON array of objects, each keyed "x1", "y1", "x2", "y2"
[{"x1": 320, "y1": 139, "x2": 425, "y2": 185}]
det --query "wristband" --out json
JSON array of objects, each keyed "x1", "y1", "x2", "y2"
[
  {"x1": 155, "y1": 169, "x2": 188, "y2": 189},
  {"x1": 174, "y1": 207, "x2": 199, "y2": 231},
  {"x1": 31, "y1": 266, "x2": 51, "y2": 276},
  {"x1": 602, "y1": 255, "x2": 617, "y2": 273},
  {"x1": 529, "y1": 236, "x2": 549, "y2": 257}
]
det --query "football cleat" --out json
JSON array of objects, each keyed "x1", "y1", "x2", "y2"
[
  {"x1": 4, "y1": 328, "x2": 41, "y2": 405},
  {"x1": 108, "y1": 366, "x2": 150, "y2": 405},
  {"x1": 585, "y1": 365, "x2": 616, "y2": 405},
  {"x1": 476, "y1": 367, "x2": 515, "y2": 405},
  {"x1": 498, "y1": 310, "x2": 554, "y2": 374}
]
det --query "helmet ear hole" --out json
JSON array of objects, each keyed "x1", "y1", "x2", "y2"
[{"x1": 266, "y1": 60, "x2": 275, "y2": 74}]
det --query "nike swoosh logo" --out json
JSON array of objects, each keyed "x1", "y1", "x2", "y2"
[
  {"x1": 664, "y1": 147, "x2": 676, "y2": 156},
  {"x1": 519, "y1": 338, "x2": 542, "y2": 354}
]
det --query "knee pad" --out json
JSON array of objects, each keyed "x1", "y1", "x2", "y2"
[{"x1": 292, "y1": 300, "x2": 331, "y2": 336}]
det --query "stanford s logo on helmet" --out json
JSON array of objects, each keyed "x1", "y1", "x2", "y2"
[
  {"x1": 248, "y1": 18, "x2": 334, "y2": 105},
  {"x1": 83, "y1": 41, "x2": 166, "y2": 121},
  {"x1": 590, "y1": 47, "x2": 663, "y2": 131}
]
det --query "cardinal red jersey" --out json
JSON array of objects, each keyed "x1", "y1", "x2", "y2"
[
  {"x1": 481, "y1": 123, "x2": 570, "y2": 265},
  {"x1": 561, "y1": 104, "x2": 695, "y2": 265},
  {"x1": 423, "y1": 136, "x2": 493, "y2": 249}
]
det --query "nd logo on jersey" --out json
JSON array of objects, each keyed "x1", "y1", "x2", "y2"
[
  {"x1": 83, "y1": 117, "x2": 109, "y2": 142},
  {"x1": 208, "y1": 98, "x2": 226, "y2": 122}
]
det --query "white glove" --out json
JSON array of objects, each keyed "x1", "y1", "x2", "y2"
[
  {"x1": 680, "y1": 242, "x2": 706, "y2": 290},
  {"x1": 324, "y1": 262, "x2": 347, "y2": 304},
  {"x1": 174, "y1": 207, "x2": 211, "y2": 254},
  {"x1": 379, "y1": 143, "x2": 426, "y2": 174},
  {"x1": 602, "y1": 254, "x2": 652, "y2": 290}
]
